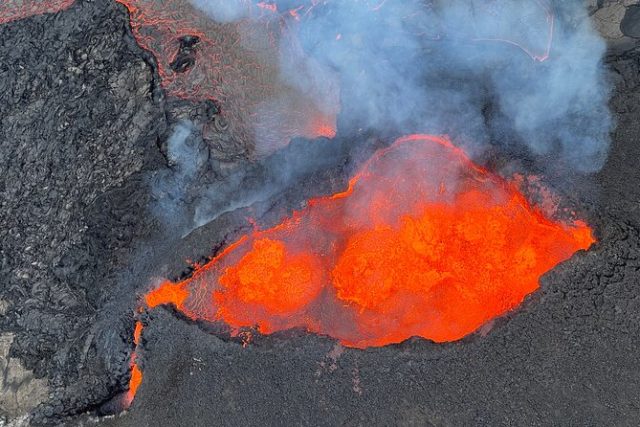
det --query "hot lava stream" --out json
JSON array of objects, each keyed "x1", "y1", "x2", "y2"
[{"x1": 142, "y1": 134, "x2": 594, "y2": 352}]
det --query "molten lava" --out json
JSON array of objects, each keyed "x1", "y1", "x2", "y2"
[
  {"x1": 146, "y1": 135, "x2": 594, "y2": 348},
  {"x1": 126, "y1": 321, "x2": 144, "y2": 405}
]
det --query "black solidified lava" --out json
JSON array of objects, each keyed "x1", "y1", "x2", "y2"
[
  {"x1": 0, "y1": 1, "x2": 640, "y2": 426},
  {"x1": 621, "y1": 6, "x2": 640, "y2": 39},
  {"x1": 0, "y1": 0, "x2": 167, "y2": 424},
  {"x1": 169, "y1": 35, "x2": 201, "y2": 73}
]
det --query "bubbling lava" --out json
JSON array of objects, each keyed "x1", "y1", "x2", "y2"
[{"x1": 145, "y1": 135, "x2": 594, "y2": 348}]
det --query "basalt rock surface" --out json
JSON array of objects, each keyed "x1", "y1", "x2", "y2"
[{"x1": 0, "y1": 1, "x2": 166, "y2": 423}]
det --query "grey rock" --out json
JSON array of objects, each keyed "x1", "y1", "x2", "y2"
[
  {"x1": 0, "y1": 334, "x2": 49, "y2": 419},
  {"x1": 621, "y1": 5, "x2": 640, "y2": 37}
]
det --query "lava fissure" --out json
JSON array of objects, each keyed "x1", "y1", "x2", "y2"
[{"x1": 126, "y1": 320, "x2": 144, "y2": 406}]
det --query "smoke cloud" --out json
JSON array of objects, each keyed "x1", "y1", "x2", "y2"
[
  {"x1": 151, "y1": 119, "x2": 349, "y2": 235},
  {"x1": 190, "y1": 0, "x2": 611, "y2": 172},
  {"x1": 190, "y1": 0, "x2": 253, "y2": 22},
  {"x1": 165, "y1": 0, "x2": 613, "y2": 235},
  {"x1": 151, "y1": 121, "x2": 208, "y2": 234}
]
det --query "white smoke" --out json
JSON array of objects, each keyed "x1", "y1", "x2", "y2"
[
  {"x1": 150, "y1": 121, "x2": 208, "y2": 234},
  {"x1": 191, "y1": 0, "x2": 612, "y2": 171},
  {"x1": 165, "y1": 0, "x2": 613, "y2": 234}
]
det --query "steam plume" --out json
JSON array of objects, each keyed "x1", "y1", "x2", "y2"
[
  {"x1": 191, "y1": 0, "x2": 611, "y2": 171},
  {"x1": 162, "y1": 0, "x2": 613, "y2": 234},
  {"x1": 151, "y1": 121, "x2": 208, "y2": 234}
]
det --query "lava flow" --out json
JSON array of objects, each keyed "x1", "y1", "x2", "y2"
[
  {"x1": 144, "y1": 135, "x2": 594, "y2": 348},
  {"x1": 125, "y1": 321, "x2": 144, "y2": 406}
]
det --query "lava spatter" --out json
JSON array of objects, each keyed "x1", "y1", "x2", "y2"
[{"x1": 144, "y1": 135, "x2": 594, "y2": 348}]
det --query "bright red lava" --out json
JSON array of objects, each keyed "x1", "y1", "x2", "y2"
[
  {"x1": 125, "y1": 321, "x2": 144, "y2": 406},
  {"x1": 144, "y1": 135, "x2": 594, "y2": 348}
]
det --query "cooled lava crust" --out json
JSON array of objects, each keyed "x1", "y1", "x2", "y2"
[{"x1": 0, "y1": 1, "x2": 639, "y2": 426}]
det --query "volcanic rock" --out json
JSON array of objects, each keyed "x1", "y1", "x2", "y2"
[
  {"x1": 621, "y1": 5, "x2": 640, "y2": 37},
  {"x1": 0, "y1": 333, "x2": 49, "y2": 420},
  {"x1": 0, "y1": 0, "x2": 165, "y2": 423}
]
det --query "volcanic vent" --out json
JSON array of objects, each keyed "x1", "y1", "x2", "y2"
[
  {"x1": 4, "y1": 0, "x2": 639, "y2": 425},
  {"x1": 121, "y1": 0, "x2": 609, "y2": 407},
  {"x1": 145, "y1": 135, "x2": 593, "y2": 347}
]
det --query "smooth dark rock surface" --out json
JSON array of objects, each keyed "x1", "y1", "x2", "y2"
[{"x1": 621, "y1": 5, "x2": 640, "y2": 38}]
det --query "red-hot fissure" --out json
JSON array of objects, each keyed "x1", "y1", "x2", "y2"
[{"x1": 125, "y1": 321, "x2": 144, "y2": 406}]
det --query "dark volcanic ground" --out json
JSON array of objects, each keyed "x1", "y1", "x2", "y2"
[
  {"x1": 0, "y1": 1, "x2": 168, "y2": 424},
  {"x1": 1, "y1": 1, "x2": 640, "y2": 426}
]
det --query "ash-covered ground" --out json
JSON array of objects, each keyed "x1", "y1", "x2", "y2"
[{"x1": 1, "y1": 0, "x2": 640, "y2": 426}]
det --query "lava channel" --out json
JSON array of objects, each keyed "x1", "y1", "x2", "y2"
[
  {"x1": 126, "y1": 321, "x2": 144, "y2": 407},
  {"x1": 144, "y1": 134, "x2": 594, "y2": 348}
]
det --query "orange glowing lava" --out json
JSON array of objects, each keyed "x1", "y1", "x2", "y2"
[
  {"x1": 145, "y1": 135, "x2": 594, "y2": 348},
  {"x1": 126, "y1": 362, "x2": 143, "y2": 405},
  {"x1": 217, "y1": 238, "x2": 325, "y2": 315},
  {"x1": 145, "y1": 281, "x2": 189, "y2": 310},
  {"x1": 126, "y1": 321, "x2": 144, "y2": 405},
  {"x1": 133, "y1": 321, "x2": 143, "y2": 344}
]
